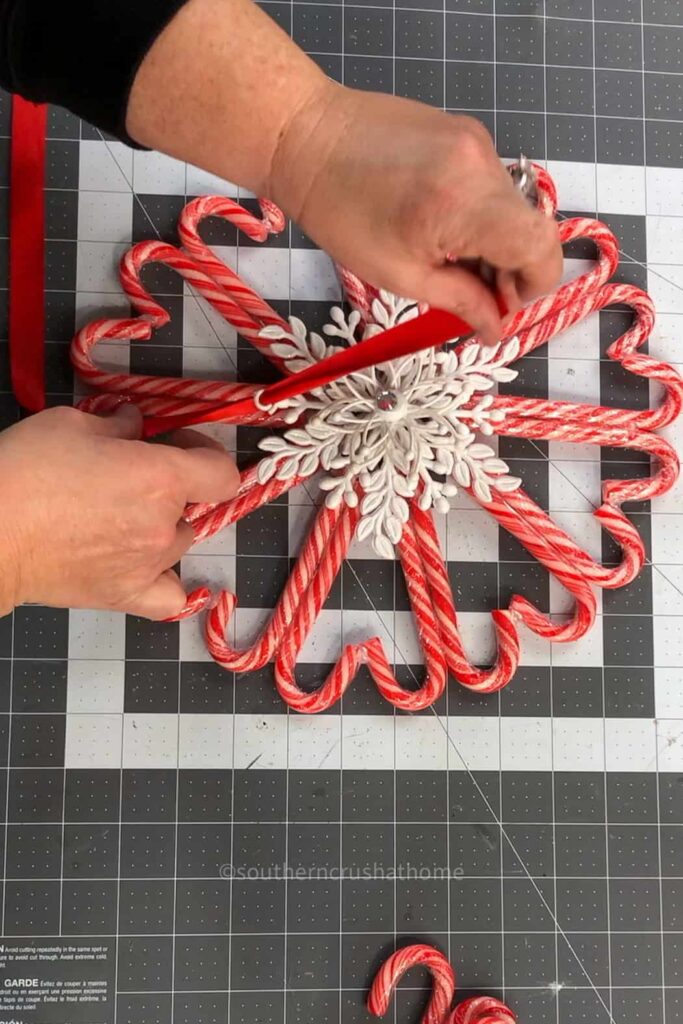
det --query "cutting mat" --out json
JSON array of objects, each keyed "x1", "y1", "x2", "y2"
[{"x1": 0, "y1": 0, "x2": 682, "y2": 1021}]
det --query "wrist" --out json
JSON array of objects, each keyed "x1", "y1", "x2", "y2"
[
  {"x1": 266, "y1": 79, "x2": 359, "y2": 222},
  {"x1": 127, "y1": 0, "x2": 336, "y2": 199}
]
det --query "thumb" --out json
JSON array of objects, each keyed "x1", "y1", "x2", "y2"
[
  {"x1": 418, "y1": 263, "x2": 503, "y2": 346},
  {"x1": 89, "y1": 403, "x2": 144, "y2": 440},
  {"x1": 124, "y1": 569, "x2": 188, "y2": 621}
]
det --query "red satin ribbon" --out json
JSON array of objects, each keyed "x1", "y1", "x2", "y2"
[
  {"x1": 9, "y1": 96, "x2": 47, "y2": 412},
  {"x1": 142, "y1": 306, "x2": 476, "y2": 438}
]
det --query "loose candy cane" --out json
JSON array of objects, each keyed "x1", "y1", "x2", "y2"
[
  {"x1": 368, "y1": 945, "x2": 456, "y2": 1024},
  {"x1": 449, "y1": 997, "x2": 516, "y2": 1024},
  {"x1": 367, "y1": 944, "x2": 515, "y2": 1024}
]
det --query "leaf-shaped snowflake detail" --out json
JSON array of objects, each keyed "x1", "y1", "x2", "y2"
[{"x1": 257, "y1": 291, "x2": 522, "y2": 556}]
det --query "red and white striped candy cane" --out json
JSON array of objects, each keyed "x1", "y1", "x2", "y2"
[
  {"x1": 206, "y1": 499, "x2": 451, "y2": 713},
  {"x1": 533, "y1": 164, "x2": 558, "y2": 216},
  {"x1": 368, "y1": 945, "x2": 456, "y2": 1024},
  {"x1": 73, "y1": 264, "x2": 267, "y2": 422},
  {"x1": 206, "y1": 495, "x2": 351, "y2": 674},
  {"x1": 176, "y1": 195, "x2": 293, "y2": 371},
  {"x1": 448, "y1": 996, "x2": 516, "y2": 1024},
  {"x1": 71, "y1": 197, "x2": 291, "y2": 422},
  {"x1": 403, "y1": 505, "x2": 520, "y2": 693},
  {"x1": 409, "y1": 498, "x2": 596, "y2": 676},
  {"x1": 273, "y1": 514, "x2": 450, "y2": 713},
  {"x1": 367, "y1": 944, "x2": 516, "y2": 1024}
]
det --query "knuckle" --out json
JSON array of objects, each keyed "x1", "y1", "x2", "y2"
[
  {"x1": 129, "y1": 470, "x2": 182, "y2": 556},
  {"x1": 145, "y1": 456, "x2": 183, "y2": 504},
  {"x1": 423, "y1": 116, "x2": 494, "y2": 193},
  {"x1": 409, "y1": 187, "x2": 442, "y2": 229},
  {"x1": 156, "y1": 522, "x2": 179, "y2": 553},
  {"x1": 447, "y1": 291, "x2": 472, "y2": 316},
  {"x1": 447, "y1": 293, "x2": 480, "y2": 325},
  {"x1": 103, "y1": 589, "x2": 134, "y2": 613},
  {"x1": 451, "y1": 114, "x2": 494, "y2": 159},
  {"x1": 221, "y1": 459, "x2": 240, "y2": 499},
  {"x1": 40, "y1": 405, "x2": 86, "y2": 429},
  {"x1": 134, "y1": 519, "x2": 176, "y2": 559}
]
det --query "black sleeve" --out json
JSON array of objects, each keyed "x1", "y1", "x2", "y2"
[{"x1": 0, "y1": 0, "x2": 189, "y2": 145}]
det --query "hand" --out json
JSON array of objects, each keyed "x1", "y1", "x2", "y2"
[
  {"x1": 0, "y1": 405, "x2": 239, "y2": 619},
  {"x1": 127, "y1": 0, "x2": 560, "y2": 345},
  {"x1": 269, "y1": 87, "x2": 563, "y2": 344}
]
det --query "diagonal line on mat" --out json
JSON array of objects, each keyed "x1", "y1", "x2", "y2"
[{"x1": 342, "y1": 557, "x2": 618, "y2": 1024}]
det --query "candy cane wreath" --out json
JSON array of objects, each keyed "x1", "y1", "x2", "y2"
[{"x1": 72, "y1": 163, "x2": 682, "y2": 711}]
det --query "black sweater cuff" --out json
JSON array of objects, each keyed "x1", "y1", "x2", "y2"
[{"x1": 0, "y1": 0, "x2": 189, "y2": 146}]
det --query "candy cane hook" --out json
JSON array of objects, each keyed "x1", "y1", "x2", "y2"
[{"x1": 367, "y1": 945, "x2": 516, "y2": 1024}]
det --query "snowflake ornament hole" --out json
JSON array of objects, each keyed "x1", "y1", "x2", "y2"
[
  {"x1": 374, "y1": 388, "x2": 401, "y2": 413},
  {"x1": 256, "y1": 294, "x2": 523, "y2": 556}
]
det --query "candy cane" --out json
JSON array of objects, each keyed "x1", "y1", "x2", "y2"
[
  {"x1": 368, "y1": 945, "x2": 456, "y2": 1024},
  {"x1": 449, "y1": 997, "x2": 516, "y2": 1024},
  {"x1": 367, "y1": 944, "x2": 516, "y2": 1024}
]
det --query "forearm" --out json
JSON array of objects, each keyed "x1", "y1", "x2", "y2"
[
  {"x1": 0, "y1": 0, "x2": 343, "y2": 208},
  {"x1": 0, "y1": 0, "x2": 189, "y2": 143},
  {"x1": 127, "y1": 0, "x2": 335, "y2": 198},
  {"x1": 0, "y1": 0, "x2": 561, "y2": 349}
]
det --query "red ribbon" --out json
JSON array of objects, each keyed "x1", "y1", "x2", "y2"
[
  {"x1": 9, "y1": 96, "x2": 47, "y2": 412},
  {"x1": 142, "y1": 307, "x2": 476, "y2": 438}
]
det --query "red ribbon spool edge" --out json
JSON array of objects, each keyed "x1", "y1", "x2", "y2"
[{"x1": 9, "y1": 95, "x2": 47, "y2": 412}]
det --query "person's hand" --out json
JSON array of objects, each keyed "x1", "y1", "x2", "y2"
[
  {"x1": 126, "y1": 0, "x2": 560, "y2": 344},
  {"x1": 269, "y1": 87, "x2": 562, "y2": 345},
  {"x1": 0, "y1": 405, "x2": 239, "y2": 619}
]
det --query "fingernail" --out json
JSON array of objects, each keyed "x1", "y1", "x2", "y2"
[{"x1": 103, "y1": 397, "x2": 134, "y2": 415}]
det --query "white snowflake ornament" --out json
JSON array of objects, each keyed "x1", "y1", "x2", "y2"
[{"x1": 256, "y1": 291, "x2": 522, "y2": 557}]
